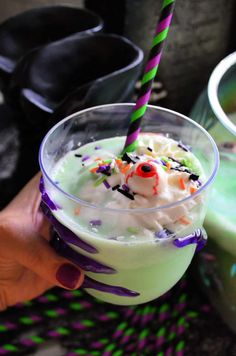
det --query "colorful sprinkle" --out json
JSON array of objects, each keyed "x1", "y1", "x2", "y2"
[
  {"x1": 94, "y1": 176, "x2": 107, "y2": 187},
  {"x1": 96, "y1": 165, "x2": 111, "y2": 175},
  {"x1": 197, "y1": 179, "x2": 202, "y2": 186},
  {"x1": 112, "y1": 185, "x2": 120, "y2": 191},
  {"x1": 115, "y1": 159, "x2": 123, "y2": 167},
  {"x1": 181, "y1": 158, "x2": 200, "y2": 175},
  {"x1": 189, "y1": 173, "x2": 199, "y2": 181},
  {"x1": 179, "y1": 217, "x2": 190, "y2": 225},
  {"x1": 190, "y1": 187, "x2": 197, "y2": 195},
  {"x1": 89, "y1": 220, "x2": 102, "y2": 227},
  {"x1": 103, "y1": 180, "x2": 111, "y2": 189},
  {"x1": 178, "y1": 178, "x2": 186, "y2": 190},
  {"x1": 122, "y1": 184, "x2": 130, "y2": 192},
  {"x1": 90, "y1": 166, "x2": 99, "y2": 174},
  {"x1": 171, "y1": 166, "x2": 191, "y2": 174},
  {"x1": 168, "y1": 156, "x2": 182, "y2": 165},
  {"x1": 74, "y1": 207, "x2": 81, "y2": 216},
  {"x1": 103, "y1": 159, "x2": 113, "y2": 164},
  {"x1": 122, "y1": 153, "x2": 136, "y2": 164},
  {"x1": 121, "y1": 164, "x2": 131, "y2": 175},
  {"x1": 95, "y1": 146, "x2": 101, "y2": 150},
  {"x1": 166, "y1": 162, "x2": 172, "y2": 171},
  {"x1": 75, "y1": 154, "x2": 82, "y2": 158},
  {"x1": 127, "y1": 227, "x2": 139, "y2": 234},
  {"x1": 178, "y1": 141, "x2": 191, "y2": 152},
  {"x1": 117, "y1": 188, "x2": 135, "y2": 200},
  {"x1": 155, "y1": 229, "x2": 173, "y2": 239},
  {"x1": 154, "y1": 158, "x2": 162, "y2": 165},
  {"x1": 82, "y1": 155, "x2": 90, "y2": 162}
]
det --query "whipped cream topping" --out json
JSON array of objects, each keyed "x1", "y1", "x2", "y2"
[{"x1": 56, "y1": 134, "x2": 204, "y2": 237}]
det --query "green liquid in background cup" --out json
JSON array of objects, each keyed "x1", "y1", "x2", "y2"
[{"x1": 191, "y1": 52, "x2": 236, "y2": 331}]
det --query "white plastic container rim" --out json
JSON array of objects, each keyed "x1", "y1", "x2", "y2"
[{"x1": 208, "y1": 51, "x2": 236, "y2": 137}]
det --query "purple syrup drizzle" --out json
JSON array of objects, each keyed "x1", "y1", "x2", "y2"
[
  {"x1": 39, "y1": 176, "x2": 59, "y2": 210},
  {"x1": 173, "y1": 229, "x2": 207, "y2": 252},
  {"x1": 51, "y1": 232, "x2": 116, "y2": 274},
  {"x1": 83, "y1": 276, "x2": 140, "y2": 297},
  {"x1": 40, "y1": 202, "x2": 98, "y2": 254}
]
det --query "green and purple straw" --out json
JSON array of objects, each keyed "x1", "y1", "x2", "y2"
[{"x1": 123, "y1": 0, "x2": 176, "y2": 153}]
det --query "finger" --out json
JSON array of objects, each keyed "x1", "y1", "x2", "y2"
[
  {"x1": 51, "y1": 232, "x2": 116, "y2": 274},
  {"x1": 2, "y1": 271, "x2": 54, "y2": 308},
  {"x1": 4, "y1": 173, "x2": 42, "y2": 215},
  {"x1": 2, "y1": 225, "x2": 84, "y2": 290},
  {"x1": 37, "y1": 211, "x2": 51, "y2": 241}
]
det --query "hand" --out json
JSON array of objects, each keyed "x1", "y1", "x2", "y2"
[{"x1": 0, "y1": 173, "x2": 84, "y2": 311}]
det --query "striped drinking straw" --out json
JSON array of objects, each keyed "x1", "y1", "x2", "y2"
[{"x1": 123, "y1": 0, "x2": 176, "y2": 153}]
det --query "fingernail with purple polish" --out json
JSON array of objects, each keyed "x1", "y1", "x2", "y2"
[{"x1": 56, "y1": 263, "x2": 81, "y2": 289}]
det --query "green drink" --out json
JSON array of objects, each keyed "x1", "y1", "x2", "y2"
[{"x1": 40, "y1": 104, "x2": 218, "y2": 305}]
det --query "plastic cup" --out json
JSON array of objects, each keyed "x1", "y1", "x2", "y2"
[
  {"x1": 191, "y1": 52, "x2": 236, "y2": 331},
  {"x1": 39, "y1": 103, "x2": 219, "y2": 305}
]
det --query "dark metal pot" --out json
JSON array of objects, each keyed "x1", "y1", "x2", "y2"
[{"x1": 0, "y1": 6, "x2": 103, "y2": 92}]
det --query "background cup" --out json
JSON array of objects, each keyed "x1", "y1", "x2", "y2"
[
  {"x1": 191, "y1": 52, "x2": 236, "y2": 332},
  {"x1": 8, "y1": 34, "x2": 143, "y2": 132}
]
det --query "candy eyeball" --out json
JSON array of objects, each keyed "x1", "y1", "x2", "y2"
[{"x1": 125, "y1": 161, "x2": 167, "y2": 197}]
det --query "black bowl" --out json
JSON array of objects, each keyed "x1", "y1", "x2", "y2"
[
  {"x1": 8, "y1": 33, "x2": 143, "y2": 134},
  {"x1": 0, "y1": 6, "x2": 103, "y2": 91}
]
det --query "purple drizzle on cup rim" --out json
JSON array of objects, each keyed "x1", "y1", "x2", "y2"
[
  {"x1": 40, "y1": 201, "x2": 98, "y2": 254},
  {"x1": 39, "y1": 176, "x2": 60, "y2": 210},
  {"x1": 173, "y1": 229, "x2": 207, "y2": 252}
]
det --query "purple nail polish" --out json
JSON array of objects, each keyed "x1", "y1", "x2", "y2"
[{"x1": 56, "y1": 264, "x2": 81, "y2": 289}]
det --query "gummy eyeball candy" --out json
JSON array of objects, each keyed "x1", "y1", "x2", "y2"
[{"x1": 125, "y1": 161, "x2": 167, "y2": 197}]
